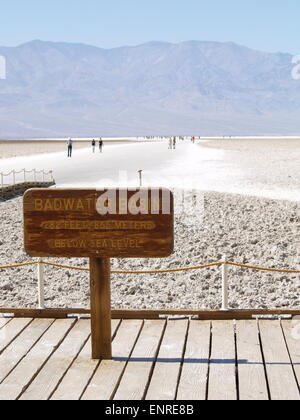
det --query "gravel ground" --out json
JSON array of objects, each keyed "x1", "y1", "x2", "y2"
[{"x1": 0, "y1": 190, "x2": 299, "y2": 310}]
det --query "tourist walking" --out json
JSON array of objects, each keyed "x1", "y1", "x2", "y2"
[
  {"x1": 173, "y1": 136, "x2": 177, "y2": 150},
  {"x1": 67, "y1": 137, "x2": 73, "y2": 158},
  {"x1": 92, "y1": 139, "x2": 96, "y2": 153},
  {"x1": 99, "y1": 138, "x2": 103, "y2": 153}
]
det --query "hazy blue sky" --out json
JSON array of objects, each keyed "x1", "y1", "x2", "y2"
[{"x1": 1, "y1": 0, "x2": 299, "y2": 53}]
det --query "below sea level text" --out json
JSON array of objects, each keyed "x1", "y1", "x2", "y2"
[{"x1": 50, "y1": 238, "x2": 142, "y2": 250}]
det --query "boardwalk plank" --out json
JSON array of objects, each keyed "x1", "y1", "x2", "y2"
[
  {"x1": 208, "y1": 321, "x2": 237, "y2": 400},
  {"x1": 281, "y1": 320, "x2": 300, "y2": 388},
  {"x1": 0, "y1": 319, "x2": 54, "y2": 384},
  {"x1": 0, "y1": 318, "x2": 32, "y2": 354},
  {"x1": 0, "y1": 319, "x2": 75, "y2": 400},
  {"x1": 114, "y1": 320, "x2": 166, "y2": 400},
  {"x1": 1, "y1": 317, "x2": 298, "y2": 401},
  {"x1": 51, "y1": 320, "x2": 121, "y2": 400},
  {"x1": 81, "y1": 320, "x2": 143, "y2": 400},
  {"x1": 236, "y1": 320, "x2": 269, "y2": 400},
  {"x1": 145, "y1": 320, "x2": 189, "y2": 401},
  {"x1": 20, "y1": 319, "x2": 91, "y2": 400},
  {"x1": 0, "y1": 318, "x2": 11, "y2": 330},
  {"x1": 177, "y1": 321, "x2": 211, "y2": 401},
  {"x1": 259, "y1": 320, "x2": 299, "y2": 400}
]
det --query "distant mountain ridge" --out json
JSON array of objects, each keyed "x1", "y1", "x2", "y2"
[{"x1": 0, "y1": 40, "x2": 299, "y2": 138}]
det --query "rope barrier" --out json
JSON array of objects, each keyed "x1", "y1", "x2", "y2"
[
  {"x1": 111, "y1": 262, "x2": 222, "y2": 275},
  {"x1": 226, "y1": 261, "x2": 300, "y2": 274},
  {"x1": 0, "y1": 262, "x2": 38, "y2": 270},
  {"x1": 0, "y1": 260, "x2": 299, "y2": 274},
  {"x1": 1, "y1": 169, "x2": 53, "y2": 181},
  {"x1": 1, "y1": 169, "x2": 54, "y2": 193},
  {"x1": 41, "y1": 261, "x2": 89, "y2": 272}
]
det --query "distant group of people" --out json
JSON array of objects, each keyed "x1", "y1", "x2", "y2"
[
  {"x1": 66, "y1": 135, "x2": 201, "y2": 158},
  {"x1": 167, "y1": 135, "x2": 198, "y2": 150},
  {"x1": 168, "y1": 136, "x2": 177, "y2": 150},
  {"x1": 67, "y1": 138, "x2": 104, "y2": 158},
  {"x1": 92, "y1": 138, "x2": 104, "y2": 153}
]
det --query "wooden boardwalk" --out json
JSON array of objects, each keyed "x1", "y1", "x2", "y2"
[
  {"x1": 0, "y1": 182, "x2": 55, "y2": 199},
  {"x1": 0, "y1": 317, "x2": 299, "y2": 400}
]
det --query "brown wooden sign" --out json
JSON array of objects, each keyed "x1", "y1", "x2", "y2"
[{"x1": 24, "y1": 188, "x2": 174, "y2": 259}]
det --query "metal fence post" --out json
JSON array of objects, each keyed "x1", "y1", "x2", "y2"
[
  {"x1": 12, "y1": 170, "x2": 16, "y2": 192},
  {"x1": 23, "y1": 169, "x2": 26, "y2": 183},
  {"x1": 37, "y1": 258, "x2": 45, "y2": 309},
  {"x1": 1, "y1": 173, "x2": 3, "y2": 192},
  {"x1": 222, "y1": 255, "x2": 229, "y2": 311},
  {"x1": 138, "y1": 170, "x2": 143, "y2": 187}
]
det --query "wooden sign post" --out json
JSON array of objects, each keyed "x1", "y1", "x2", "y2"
[
  {"x1": 89, "y1": 257, "x2": 112, "y2": 359},
  {"x1": 24, "y1": 188, "x2": 174, "y2": 359}
]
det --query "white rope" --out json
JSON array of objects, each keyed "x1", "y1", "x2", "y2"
[{"x1": 1, "y1": 169, "x2": 54, "y2": 190}]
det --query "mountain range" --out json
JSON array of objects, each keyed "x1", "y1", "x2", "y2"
[{"x1": 0, "y1": 39, "x2": 300, "y2": 138}]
